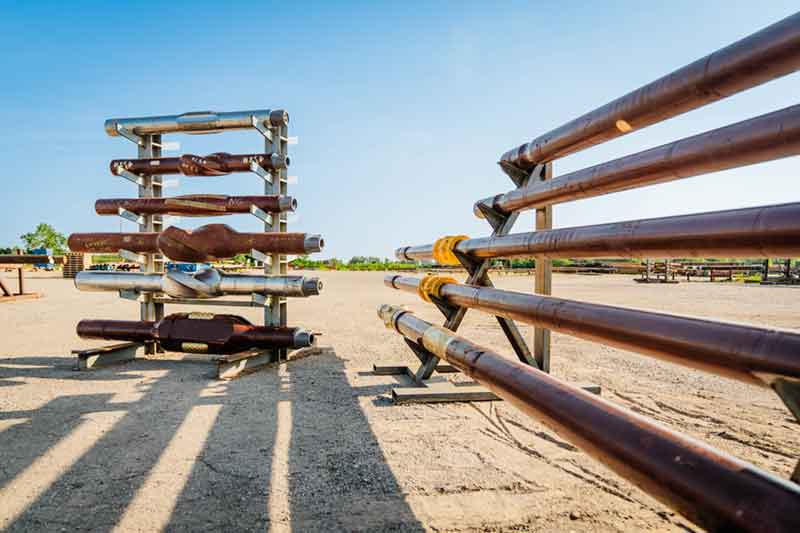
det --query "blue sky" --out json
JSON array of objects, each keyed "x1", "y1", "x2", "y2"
[{"x1": 0, "y1": 1, "x2": 797, "y2": 259}]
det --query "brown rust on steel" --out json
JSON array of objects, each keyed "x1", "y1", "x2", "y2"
[
  {"x1": 68, "y1": 224, "x2": 314, "y2": 261},
  {"x1": 68, "y1": 232, "x2": 158, "y2": 254},
  {"x1": 94, "y1": 195, "x2": 295, "y2": 216},
  {"x1": 110, "y1": 152, "x2": 287, "y2": 176},
  {"x1": 383, "y1": 307, "x2": 800, "y2": 532},
  {"x1": 77, "y1": 313, "x2": 304, "y2": 354},
  {"x1": 385, "y1": 275, "x2": 800, "y2": 387},
  {"x1": 484, "y1": 104, "x2": 800, "y2": 214},
  {"x1": 500, "y1": 12, "x2": 800, "y2": 169},
  {"x1": 399, "y1": 202, "x2": 800, "y2": 261},
  {"x1": 157, "y1": 225, "x2": 310, "y2": 262}
]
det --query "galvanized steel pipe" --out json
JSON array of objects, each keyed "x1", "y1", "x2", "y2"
[
  {"x1": 481, "y1": 104, "x2": 800, "y2": 216},
  {"x1": 95, "y1": 195, "x2": 297, "y2": 217},
  {"x1": 398, "y1": 202, "x2": 800, "y2": 261},
  {"x1": 500, "y1": 12, "x2": 800, "y2": 169},
  {"x1": 68, "y1": 224, "x2": 324, "y2": 262},
  {"x1": 75, "y1": 269, "x2": 322, "y2": 298},
  {"x1": 385, "y1": 275, "x2": 800, "y2": 387},
  {"x1": 377, "y1": 304, "x2": 800, "y2": 532},
  {"x1": 105, "y1": 109, "x2": 288, "y2": 137}
]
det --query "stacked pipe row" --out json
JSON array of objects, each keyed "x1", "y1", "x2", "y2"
[
  {"x1": 71, "y1": 109, "x2": 324, "y2": 354},
  {"x1": 383, "y1": 13, "x2": 800, "y2": 532}
]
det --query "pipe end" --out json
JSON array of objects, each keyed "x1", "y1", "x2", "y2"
[
  {"x1": 394, "y1": 247, "x2": 409, "y2": 261},
  {"x1": 278, "y1": 196, "x2": 298, "y2": 212},
  {"x1": 270, "y1": 109, "x2": 289, "y2": 126},
  {"x1": 303, "y1": 278, "x2": 322, "y2": 296},
  {"x1": 293, "y1": 329, "x2": 314, "y2": 348},
  {"x1": 104, "y1": 119, "x2": 118, "y2": 137},
  {"x1": 304, "y1": 235, "x2": 324, "y2": 253}
]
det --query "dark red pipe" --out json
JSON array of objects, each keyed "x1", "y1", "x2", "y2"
[
  {"x1": 379, "y1": 305, "x2": 800, "y2": 532},
  {"x1": 95, "y1": 195, "x2": 297, "y2": 217},
  {"x1": 500, "y1": 13, "x2": 800, "y2": 169},
  {"x1": 77, "y1": 313, "x2": 314, "y2": 353},
  {"x1": 110, "y1": 152, "x2": 288, "y2": 176}
]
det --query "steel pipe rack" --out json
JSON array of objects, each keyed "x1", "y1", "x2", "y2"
[
  {"x1": 378, "y1": 305, "x2": 800, "y2": 533},
  {"x1": 72, "y1": 107, "x2": 323, "y2": 378},
  {"x1": 378, "y1": 12, "x2": 800, "y2": 528}
]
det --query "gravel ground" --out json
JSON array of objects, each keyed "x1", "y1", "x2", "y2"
[{"x1": 0, "y1": 270, "x2": 797, "y2": 532}]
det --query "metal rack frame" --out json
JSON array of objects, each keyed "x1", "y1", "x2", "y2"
[
  {"x1": 374, "y1": 163, "x2": 599, "y2": 403},
  {"x1": 74, "y1": 110, "x2": 297, "y2": 375}
]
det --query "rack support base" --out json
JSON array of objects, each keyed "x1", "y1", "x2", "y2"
[
  {"x1": 216, "y1": 345, "x2": 331, "y2": 380},
  {"x1": 73, "y1": 342, "x2": 143, "y2": 370},
  {"x1": 374, "y1": 363, "x2": 601, "y2": 404}
]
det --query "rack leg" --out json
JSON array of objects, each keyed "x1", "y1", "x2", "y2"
[{"x1": 534, "y1": 162, "x2": 553, "y2": 373}]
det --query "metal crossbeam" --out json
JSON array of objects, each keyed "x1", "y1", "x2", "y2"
[{"x1": 404, "y1": 164, "x2": 545, "y2": 382}]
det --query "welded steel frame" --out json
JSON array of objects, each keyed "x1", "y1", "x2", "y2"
[
  {"x1": 375, "y1": 164, "x2": 549, "y2": 402},
  {"x1": 76, "y1": 110, "x2": 296, "y2": 373}
]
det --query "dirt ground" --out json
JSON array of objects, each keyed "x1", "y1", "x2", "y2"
[{"x1": 0, "y1": 270, "x2": 797, "y2": 532}]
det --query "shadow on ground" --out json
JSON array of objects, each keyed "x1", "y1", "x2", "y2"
[{"x1": 0, "y1": 351, "x2": 424, "y2": 531}]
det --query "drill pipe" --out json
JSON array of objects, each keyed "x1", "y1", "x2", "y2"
[
  {"x1": 105, "y1": 109, "x2": 288, "y2": 137},
  {"x1": 481, "y1": 104, "x2": 800, "y2": 216},
  {"x1": 75, "y1": 269, "x2": 322, "y2": 298},
  {"x1": 77, "y1": 313, "x2": 313, "y2": 353},
  {"x1": 377, "y1": 304, "x2": 800, "y2": 532},
  {"x1": 0, "y1": 255, "x2": 54, "y2": 264},
  {"x1": 500, "y1": 12, "x2": 800, "y2": 170},
  {"x1": 95, "y1": 195, "x2": 297, "y2": 217},
  {"x1": 68, "y1": 224, "x2": 324, "y2": 262},
  {"x1": 110, "y1": 152, "x2": 289, "y2": 177},
  {"x1": 397, "y1": 202, "x2": 800, "y2": 262},
  {"x1": 385, "y1": 275, "x2": 800, "y2": 388}
]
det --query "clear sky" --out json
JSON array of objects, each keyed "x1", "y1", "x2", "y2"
[{"x1": 0, "y1": 1, "x2": 797, "y2": 260}]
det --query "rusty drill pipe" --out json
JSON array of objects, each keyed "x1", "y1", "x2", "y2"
[
  {"x1": 105, "y1": 109, "x2": 288, "y2": 137},
  {"x1": 75, "y1": 269, "x2": 322, "y2": 298},
  {"x1": 0, "y1": 255, "x2": 54, "y2": 265},
  {"x1": 377, "y1": 304, "x2": 800, "y2": 532},
  {"x1": 95, "y1": 195, "x2": 297, "y2": 217},
  {"x1": 500, "y1": 13, "x2": 800, "y2": 170},
  {"x1": 480, "y1": 104, "x2": 800, "y2": 216},
  {"x1": 68, "y1": 224, "x2": 324, "y2": 262},
  {"x1": 385, "y1": 275, "x2": 800, "y2": 388},
  {"x1": 77, "y1": 313, "x2": 314, "y2": 354},
  {"x1": 398, "y1": 202, "x2": 800, "y2": 262},
  {"x1": 110, "y1": 152, "x2": 289, "y2": 177}
]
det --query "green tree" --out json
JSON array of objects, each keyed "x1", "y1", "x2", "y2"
[{"x1": 20, "y1": 223, "x2": 67, "y2": 254}]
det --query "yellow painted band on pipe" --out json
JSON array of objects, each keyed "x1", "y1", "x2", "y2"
[
  {"x1": 417, "y1": 275, "x2": 458, "y2": 303},
  {"x1": 432, "y1": 235, "x2": 469, "y2": 265},
  {"x1": 421, "y1": 325, "x2": 455, "y2": 358}
]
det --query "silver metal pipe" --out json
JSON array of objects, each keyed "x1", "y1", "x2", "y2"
[
  {"x1": 105, "y1": 109, "x2": 289, "y2": 137},
  {"x1": 75, "y1": 269, "x2": 322, "y2": 298},
  {"x1": 397, "y1": 202, "x2": 800, "y2": 261}
]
